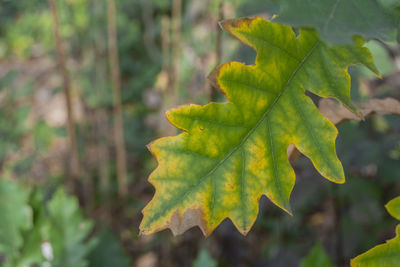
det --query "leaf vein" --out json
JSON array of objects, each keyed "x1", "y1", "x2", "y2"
[{"x1": 145, "y1": 40, "x2": 321, "y2": 229}]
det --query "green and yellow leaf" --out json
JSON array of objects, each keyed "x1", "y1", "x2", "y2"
[
  {"x1": 351, "y1": 226, "x2": 400, "y2": 267},
  {"x1": 351, "y1": 196, "x2": 400, "y2": 267},
  {"x1": 386, "y1": 196, "x2": 400, "y2": 221},
  {"x1": 140, "y1": 17, "x2": 378, "y2": 236}
]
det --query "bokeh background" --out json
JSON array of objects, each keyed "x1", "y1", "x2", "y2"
[{"x1": 0, "y1": 0, "x2": 399, "y2": 266}]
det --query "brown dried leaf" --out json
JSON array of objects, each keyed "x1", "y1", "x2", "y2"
[{"x1": 320, "y1": 97, "x2": 400, "y2": 124}]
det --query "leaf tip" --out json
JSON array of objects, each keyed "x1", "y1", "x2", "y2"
[
  {"x1": 357, "y1": 111, "x2": 365, "y2": 121},
  {"x1": 335, "y1": 179, "x2": 346, "y2": 185},
  {"x1": 342, "y1": 101, "x2": 363, "y2": 120},
  {"x1": 274, "y1": 199, "x2": 293, "y2": 216},
  {"x1": 165, "y1": 106, "x2": 186, "y2": 131},
  {"x1": 328, "y1": 171, "x2": 346, "y2": 184},
  {"x1": 322, "y1": 168, "x2": 345, "y2": 184},
  {"x1": 207, "y1": 65, "x2": 223, "y2": 93},
  {"x1": 385, "y1": 196, "x2": 400, "y2": 220},
  {"x1": 146, "y1": 140, "x2": 158, "y2": 157},
  {"x1": 145, "y1": 142, "x2": 153, "y2": 152},
  {"x1": 219, "y1": 17, "x2": 253, "y2": 33},
  {"x1": 283, "y1": 205, "x2": 293, "y2": 216},
  {"x1": 138, "y1": 222, "x2": 151, "y2": 236},
  {"x1": 238, "y1": 228, "x2": 250, "y2": 236}
]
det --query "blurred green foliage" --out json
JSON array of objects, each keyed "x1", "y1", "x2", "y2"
[
  {"x1": 0, "y1": 179, "x2": 129, "y2": 267},
  {"x1": 87, "y1": 230, "x2": 131, "y2": 267},
  {"x1": 300, "y1": 243, "x2": 335, "y2": 267},
  {"x1": 44, "y1": 189, "x2": 94, "y2": 267},
  {"x1": 0, "y1": 179, "x2": 32, "y2": 266},
  {"x1": 192, "y1": 249, "x2": 217, "y2": 267},
  {"x1": 0, "y1": 0, "x2": 398, "y2": 266}
]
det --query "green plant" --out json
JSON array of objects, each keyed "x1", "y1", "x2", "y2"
[
  {"x1": 0, "y1": 179, "x2": 129, "y2": 267},
  {"x1": 0, "y1": 1, "x2": 399, "y2": 266},
  {"x1": 192, "y1": 248, "x2": 217, "y2": 267},
  {"x1": 140, "y1": 1, "x2": 400, "y2": 265},
  {"x1": 300, "y1": 242, "x2": 335, "y2": 267},
  {"x1": 0, "y1": 179, "x2": 33, "y2": 266}
]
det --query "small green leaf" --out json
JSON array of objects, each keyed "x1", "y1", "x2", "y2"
[
  {"x1": 274, "y1": 0, "x2": 396, "y2": 44},
  {"x1": 140, "y1": 17, "x2": 378, "y2": 236},
  {"x1": 358, "y1": 41, "x2": 396, "y2": 78},
  {"x1": 88, "y1": 230, "x2": 131, "y2": 267},
  {"x1": 33, "y1": 120, "x2": 54, "y2": 152},
  {"x1": 44, "y1": 189, "x2": 94, "y2": 267},
  {"x1": 351, "y1": 225, "x2": 400, "y2": 267},
  {"x1": 0, "y1": 179, "x2": 32, "y2": 258},
  {"x1": 192, "y1": 249, "x2": 217, "y2": 267},
  {"x1": 13, "y1": 190, "x2": 46, "y2": 267},
  {"x1": 300, "y1": 243, "x2": 335, "y2": 267},
  {"x1": 386, "y1": 196, "x2": 400, "y2": 221}
]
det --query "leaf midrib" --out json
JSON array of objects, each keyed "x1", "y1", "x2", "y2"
[
  {"x1": 145, "y1": 39, "x2": 321, "y2": 230},
  {"x1": 208, "y1": 40, "x2": 321, "y2": 216}
]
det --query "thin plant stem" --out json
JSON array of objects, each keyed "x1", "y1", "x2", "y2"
[{"x1": 107, "y1": 0, "x2": 128, "y2": 198}]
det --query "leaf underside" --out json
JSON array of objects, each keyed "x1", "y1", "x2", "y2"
[
  {"x1": 274, "y1": 0, "x2": 395, "y2": 44},
  {"x1": 140, "y1": 17, "x2": 378, "y2": 236}
]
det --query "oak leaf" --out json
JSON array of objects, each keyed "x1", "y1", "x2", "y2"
[{"x1": 140, "y1": 17, "x2": 378, "y2": 236}]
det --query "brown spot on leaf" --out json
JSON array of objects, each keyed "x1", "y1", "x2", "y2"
[
  {"x1": 220, "y1": 17, "x2": 253, "y2": 31},
  {"x1": 168, "y1": 208, "x2": 210, "y2": 236},
  {"x1": 287, "y1": 143, "x2": 301, "y2": 162},
  {"x1": 207, "y1": 65, "x2": 224, "y2": 94}
]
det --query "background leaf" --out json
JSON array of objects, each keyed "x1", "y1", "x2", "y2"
[
  {"x1": 0, "y1": 179, "x2": 32, "y2": 262},
  {"x1": 273, "y1": 0, "x2": 396, "y2": 44},
  {"x1": 378, "y1": 0, "x2": 400, "y2": 42},
  {"x1": 44, "y1": 189, "x2": 94, "y2": 267},
  {"x1": 87, "y1": 230, "x2": 131, "y2": 267},
  {"x1": 11, "y1": 190, "x2": 46, "y2": 267},
  {"x1": 192, "y1": 248, "x2": 217, "y2": 267},
  {"x1": 300, "y1": 243, "x2": 335, "y2": 267}
]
